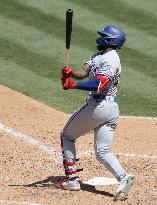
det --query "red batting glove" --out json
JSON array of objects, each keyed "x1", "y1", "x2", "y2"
[
  {"x1": 62, "y1": 66, "x2": 74, "y2": 79},
  {"x1": 62, "y1": 78, "x2": 76, "y2": 90}
]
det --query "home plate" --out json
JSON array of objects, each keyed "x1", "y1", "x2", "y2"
[{"x1": 83, "y1": 177, "x2": 119, "y2": 186}]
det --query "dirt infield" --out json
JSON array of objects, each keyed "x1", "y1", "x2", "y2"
[{"x1": 0, "y1": 85, "x2": 157, "y2": 205}]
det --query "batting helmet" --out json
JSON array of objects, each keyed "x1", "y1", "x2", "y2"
[{"x1": 96, "y1": 25, "x2": 126, "y2": 50}]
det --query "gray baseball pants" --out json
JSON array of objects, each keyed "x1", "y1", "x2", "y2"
[{"x1": 61, "y1": 96, "x2": 126, "y2": 181}]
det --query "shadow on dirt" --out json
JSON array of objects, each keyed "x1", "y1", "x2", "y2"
[
  {"x1": 80, "y1": 182, "x2": 114, "y2": 197},
  {"x1": 9, "y1": 176, "x2": 64, "y2": 188},
  {"x1": 9, "y1": 176, "x2": 113, "y2": 197}
]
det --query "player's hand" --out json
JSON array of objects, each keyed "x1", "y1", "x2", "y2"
[
  {"x1": 62, "y1": 78, "x2": 76, "y2": 90},
  {"x1": 62, "y1": 66, "x2": 74, "y2": 79}
]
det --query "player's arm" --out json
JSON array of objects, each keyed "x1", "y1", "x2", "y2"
[
  {"x1": 61, "y1": 63, "x2": 90, "y2": 80},
  {"x1": 73, "y1": 63, "x2": 91, "y2": 79},
  {"x1": 62, "y1": 74, "x2": 110, "y2": 94}
]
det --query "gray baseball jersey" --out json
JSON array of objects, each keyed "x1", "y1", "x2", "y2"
[{"x1": 86, "y1": 50, "x2": 121, "y2": 97}]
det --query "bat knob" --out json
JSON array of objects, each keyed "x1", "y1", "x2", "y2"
[{"x1": 67, "y1": 8, "x2": 73, "y2": 12}]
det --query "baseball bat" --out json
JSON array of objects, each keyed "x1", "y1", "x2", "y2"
[{"x1": 66, "y1": 9, "x2": 73, "y2": 67}]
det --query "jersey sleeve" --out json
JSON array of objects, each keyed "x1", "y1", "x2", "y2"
[
  {"x1": 95, "y1": 64, "x2": 114, "y2": 80},
  {"x1": 85, "y1": 52, "x2": 99, "y2": 67}
]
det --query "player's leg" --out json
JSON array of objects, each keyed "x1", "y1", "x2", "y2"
[
  {"x1": 58, "y1": 101, "x2": 99, "y2": 190},
  {"x1": 94, "y1": 121, "x2": 126, "y2": 181},
  {"x1": 60, "y1": 102, "x2": 91, "y2": 162},
  {"x1": 94, "y1": 121, "x2": 134, "y2": 199}
]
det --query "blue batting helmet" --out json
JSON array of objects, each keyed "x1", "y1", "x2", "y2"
[{"x1": 96, "y1": 25, "x2": 126, "y2": 49}]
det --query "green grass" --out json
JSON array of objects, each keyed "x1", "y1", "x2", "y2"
[{"x1": 0, "y1": 0, "x2": 156, "y2": 116}]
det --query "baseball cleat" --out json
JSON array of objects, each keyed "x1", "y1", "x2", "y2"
[
  {"x1": 113, "y1": 174, "x2": 134, "y2": 201},
  {"x1": 55, "y1": 178, "x2": 81, "y2": 191}
]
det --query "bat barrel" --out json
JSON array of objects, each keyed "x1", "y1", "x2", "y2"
[{"x1": 66, "y1": 9, "x2": 73, "y2": 49}]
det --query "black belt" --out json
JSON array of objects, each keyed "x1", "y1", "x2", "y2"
[{"x1": 93, "y1": 94, "x2": 106, "y2": 99}]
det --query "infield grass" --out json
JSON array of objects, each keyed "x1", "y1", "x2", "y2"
[{"x1": 0, "y1": 0, "x2": 156, "y2": 116}]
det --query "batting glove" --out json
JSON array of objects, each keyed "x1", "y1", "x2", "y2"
[
  {"x1": 62, "y1": 66, "x2": 74, "y2": 79},
  {"x1": 62, "y1": 78, "x2": 76, "y2": 90}
]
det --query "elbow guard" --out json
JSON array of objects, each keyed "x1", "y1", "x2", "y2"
[{"x1": 95, "y1": 74, "x2": 110, "y2": 94}]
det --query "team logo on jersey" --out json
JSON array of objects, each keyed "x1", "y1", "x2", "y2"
[{"x1": 98, "y1": 63, "x2": 114, "y2": 78}]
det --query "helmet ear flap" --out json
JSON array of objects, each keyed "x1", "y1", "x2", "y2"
[
  {"x1": 96, "y1": 36, "x2": 105, "y2": 45},
  {"x1": 96, "y1": 37, "x2": 107, "y2": 51},
  {"x1": 96, "y1": 36, "x2": 115, "y2": 50}
]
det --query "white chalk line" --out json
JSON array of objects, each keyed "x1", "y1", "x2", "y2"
[
  {"x1": 0, "y1": 112, "x2": 156, "y2": 202},
  {"x1": 1, "y1": 122, "x2": 157, "y2": 163},
  {"x1": 120, "y1": 115, "x2": 157, "y2": 120},
  {"x1": 78, "y1": 149, "x2": 157, "y2": 160},
  {"x1": 0, "y1": 200, "x2": 46, "y2": 205},
  {"x1": 0, "y1": 121, "x2": 157, "y2": 203},
  {"x1": 0, "y1": 122, "x2": 61, "y2": 164},
  {"x1": 68, "y1": 114, "x2": 157, "y2": 120}
]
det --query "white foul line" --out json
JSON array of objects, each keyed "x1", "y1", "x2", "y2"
[
  {"x1": 0, "y1": 122, "x2": 157, "y2": 163},
  {"x1": 117, "y1": 152, "x2": 157, "y2": 160},
  {"x1": 0, "y1": 121, "x2": 157, "y2": 190},
  {"x1": 78, "y1": 149, "x2": 157, "y2": 160},
  {"x1": 0, "y1": 200, "x2": 46, "y2": 205},
  {"x1": 0, "y1": 122, "x2": 61, "y2": 164},
  {"x1": 120, "y1": 115, "x2": 157, "y2": 120}
]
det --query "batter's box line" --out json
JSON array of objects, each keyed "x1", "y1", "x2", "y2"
[
  {"x1": 120, "y1": 115, "x2": 157, "y2": 120},
  {"x1": 0, "y1": 122, "x2": 157, "y2": 164},
  {"x1": 77, "y1": 149, "x2": 157, "y2": 160},
  {"x1": 1, "y1": 121, "x2": 157, "y2": 189},
  {"x1": 0, "y1": 199, "x2": 47, "y2": 205},
  {"x1": 0, "y1": 122, "x2": 62, "y2": 164}
]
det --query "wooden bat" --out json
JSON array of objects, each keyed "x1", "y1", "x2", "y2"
[{"x1": 66, "y1": 9, "x2": 73, "y2": 67}]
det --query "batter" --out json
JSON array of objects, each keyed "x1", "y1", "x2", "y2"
[{"x1": 58, "y1": 25, "x2": 134, "y2": 200}]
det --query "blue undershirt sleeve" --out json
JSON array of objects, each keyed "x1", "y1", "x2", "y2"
[{"x1": 75, "y1": 78, "x2": 100, "y2": 91}]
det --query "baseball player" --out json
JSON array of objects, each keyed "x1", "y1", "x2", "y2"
[{"x1": 58, "y1": 25, "x2": 134, "y2": 200}]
